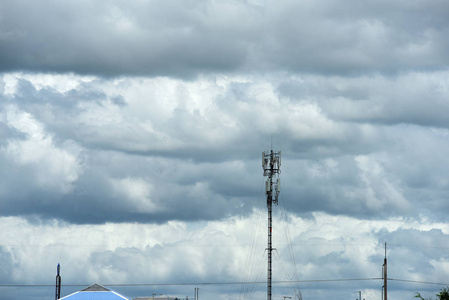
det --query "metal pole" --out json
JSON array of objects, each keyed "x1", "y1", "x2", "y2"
[
  {"x1": 55, "y1": 263, "x2": 61, "y2": 300},
  {"x1": 268, "y1": 186, "x2": 273, "y2": 300},
  {"x1": 267, "y1": 150, "x2": 274, "y2": 300},
  {"x1": 384, "y1": 243, "x2": 387, "y2": 300}
]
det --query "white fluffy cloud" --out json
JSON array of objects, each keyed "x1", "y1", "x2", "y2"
[
  {"x1": 1, "y1": 71, "x2": 449, "y2": 223},
  {"x1": 2, "y1": 212, "x2": 449, "y2": 299},
  {"x1": 1, "y1": 105, "x2": 81, "y2": 194}
]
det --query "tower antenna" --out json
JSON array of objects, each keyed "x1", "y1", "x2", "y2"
[{"x1": 262, "y1": 149, "x2": 281, "y2": 300}]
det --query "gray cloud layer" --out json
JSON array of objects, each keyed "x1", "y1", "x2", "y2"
[
  {"x1": 1, "y1": 72, "x2": 448, "y2": 224},
  {"x1": 1, "y1": 0, "x2": 448, "y2": 77}
]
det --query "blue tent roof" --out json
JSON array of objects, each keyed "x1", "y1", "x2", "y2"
[{"x1": 60, "y1": 284, "x2": 129, "y2": 300}]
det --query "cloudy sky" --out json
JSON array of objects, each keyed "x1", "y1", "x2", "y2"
[{"x1": 1, "y1": 1, "x2": 449, "y2": 300}]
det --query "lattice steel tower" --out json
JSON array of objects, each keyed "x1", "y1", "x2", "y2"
[{"x1": 262, "y1": 150, "x2": 281, "y2": 300}]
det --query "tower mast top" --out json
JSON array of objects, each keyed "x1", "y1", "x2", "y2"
[{"x1": 262, "y1": 150, "x2": 281, "y2": 300}]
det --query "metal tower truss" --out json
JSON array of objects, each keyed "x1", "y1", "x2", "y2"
[{"x1": 262, "y1": 150, "x2": 281, "y2": 300}]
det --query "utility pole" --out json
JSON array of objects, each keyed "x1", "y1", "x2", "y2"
[
  {"x1": 382, "y1": 242, "x2": 387, "y2": 300},
  {"x1": 262, "y1": 150, "x2": 281, "y2": 300},
  {"x1": 55, "y1": 263, "x2": 61, "y2": 300},
  {"x1": 194, "y1": 287, "x2": 198, "y2": 300}
]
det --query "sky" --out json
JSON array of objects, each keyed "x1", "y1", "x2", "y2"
[{"x1": 1, "y1": 0, "x2": 449, "y2": 300}]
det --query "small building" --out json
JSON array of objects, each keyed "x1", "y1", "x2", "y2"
[
  {"x1": 133, "y1": 298, "x2": 179, "y2": 300},
  {"x1": 60, "y1": 283, "x2": 129, "y2": 300}
]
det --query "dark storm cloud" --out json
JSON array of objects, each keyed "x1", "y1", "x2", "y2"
[
  {"x1": 0, "y1": 0, "x2": 249, "y2": 77},
  {"x1": 1, "y1": 0, "x2": 448, "y2": 77}
]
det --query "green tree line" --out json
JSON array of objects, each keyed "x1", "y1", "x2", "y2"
[{"x1": 415, "y1": 287, "x2": 449, "y2": 300}]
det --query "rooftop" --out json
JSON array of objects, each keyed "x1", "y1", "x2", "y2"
[{"x1": 60, "y1": 283, "x2": 129, "y2": 300}]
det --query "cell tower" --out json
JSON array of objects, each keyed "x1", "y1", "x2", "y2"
[{"x1": 262, "y1": 150, "x2": 281, "y2": 300}]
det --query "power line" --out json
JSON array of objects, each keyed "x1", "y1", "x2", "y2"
[
  {"x1": 388, "y1": 278, "x2": 449, "y2": 286},
  {"x1": 0, "y1": 278, "x2": 382, "y2": 288},
  {"x1": 3, "y1": 277, "x2": 449, "y2": 288},
  {"x1": 5, "y1": 242, "x2": 449, "y2": 248}
]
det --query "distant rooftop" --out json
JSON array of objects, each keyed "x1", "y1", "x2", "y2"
[
  {"x1": 60, "y1": 283, "x2": 129, "y2": 300},
  {"x1": 81, "y1": 283, "x2": 111, "y2": 292},
  {"x1": 133, "y1": 296, "x2": 180, "y2": 300}
]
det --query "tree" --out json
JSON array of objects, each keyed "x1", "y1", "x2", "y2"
[
  {"x1": 436, "y1": 287, "x2": 449, "y2": 300},
  {"x1": 415, "y1": 287, "x2": 449, "y2": 300},
  {"x1": 415, "y1": 292, "x2": 433, "y2": 300}
]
